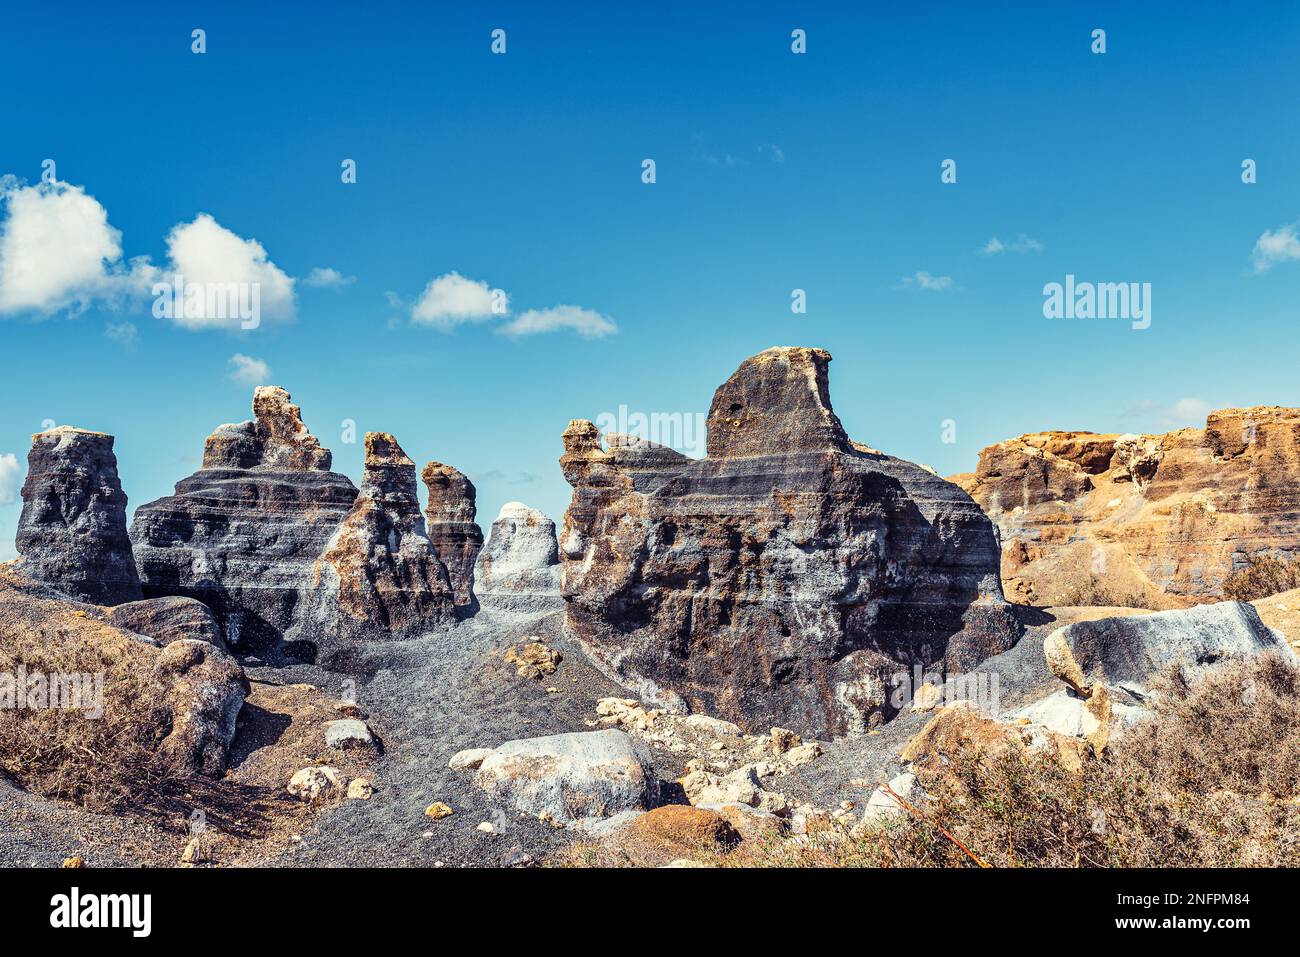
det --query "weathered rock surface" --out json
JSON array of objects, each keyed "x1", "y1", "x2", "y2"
[
  {"x1": 108, "y1": 596, "x2": 225, "y2": 650},
  {"x1": 473, "y1": 502, "x2": 562, "y2": 610},
  {"x1": 305, "y1": 433, "x2": 455, "y2": 655},
  {"x1": 131, "y1": 387, "x2": 358, "y2": 654},
  {"x1": 956, "y1": 408, "x2": 1300, "y2": 607},
  {"x1": 1042, "y1": 600, "x2": 1295, "y2": 695},
  {"x1": 154, "y1": 639, "x2": 249, "y2": 776},
  {"x1": 421, "y1": 462, "x2": 483, "y2": 608},
  {"x1": 15, "y1": 427, "x2": 141, "y2": 605},
  {"x1": 559, "y1": 347, "x2": 1018, "y2": 737},
  {"x1": 472, "y1": 729, "x2": 659, "y2": 827}
]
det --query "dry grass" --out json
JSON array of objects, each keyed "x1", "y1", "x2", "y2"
[
  {"x1": 556, "y1": 655, "x2": 1300, "y2": 868},
  {"x1": 0, "y1": 609, "x2": 185, "y2": 813},
  {"x1": 1223, "y1": 554, "x2": 1300, "y2": 602}
]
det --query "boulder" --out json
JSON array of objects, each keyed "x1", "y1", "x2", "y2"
[
  {"x1": 473, "y1": 729, "x2": 659, "y2": 826},
  {"x1": 559, "y1": 347, "x2": 1019, "y2": 737},
  {"x1": 859, "y1": 771, "x2": 918, "y2": 828},
  {"x1": 421, "y1": 462, "x2": 483, "y2": 608},
  {"x1": 1043, "y1": 600, "x2": 1295, "y2": 695},
  {"x1": 473, "y1": 502, "x2": 562, "y2": 610},
  {"x1": 15, "y1": 427, "x2": 142, "y2": 605},
  {"x1": 306, "y1": 432, "x2": 455, "y2": 655},
  {"x1": 108, "y1": 596, "x2": 225, "y2": 650},
  {"x1": 154, "y1": 639, "x2": 249, "y2": 776},
  {"x1": 131, "y1": 387, "x2": 359, "y2": 654},
  {"x1": 957, "y1": 408, "x2": 1300, "y2": 607}
]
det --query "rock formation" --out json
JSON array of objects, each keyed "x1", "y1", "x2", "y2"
[
  {"x1": 15, "y1": 427, "x2": 142, "y2": 605},
  {"x1": 306, "y1": 432, "x2": 455, "y2": 655},
  {"x1": 954, "y1": 407, "x2": 1300, "y2": 608},
  {"x1": 421, "y1": 462, "x2": 483, "y2": 607},
  {"x1": 154, "y1": 639, "x2": 249, "y2": 776},
  {"x1": 473, "y1": 502, "x2": 562, "y2": 610},
  {"x1": 108, "y1": 596, "x2": 226, "y2": 650},
  {"x1": 130, "y1": 387, "x2": 358, "y2": 654},
  {"x1": 559, "y1": 346, "x2": 1018, "y2": 738}
]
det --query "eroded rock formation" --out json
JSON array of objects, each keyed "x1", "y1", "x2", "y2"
[
  {"x1": 15, "y1": 427, "x2": 142, "y2": 605},
  {"x1": 130, "y1": 387, "x2": 358, "y2": 653},
  {"x1": 473, "y1": 502, "x2": 562, "y2": 610},
  {"x1": 953, "y1": 407, "x2": 1300, "y2": 607},
  {"x1": 305, "y1": 432, "x2": 455, "y2": 654},
  {"x1": 559, "y1": 346, "x2": 1018, "y2": 738},
  {"x1": 421, "y1": 462, "x2": 483, "y2": 607}
]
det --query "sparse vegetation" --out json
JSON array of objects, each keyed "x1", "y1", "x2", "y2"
[
  {"x1": 557, "y1": 656, "x2": 1300, "y2": 868},
  {"x1": 1223, "y1": 553, "x2": 1300, "y2": 602},
  {"x1": 1054, "y1": 576, "x2": 1152, "y2": 610}
]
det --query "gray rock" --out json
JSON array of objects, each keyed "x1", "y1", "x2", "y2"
[
  {"x1": 473, "y1": 502, "x2": 562, "y2": 610},
  {"x1": 559, "y1": 347, "x2": 1019, "y2": 738},
  {"x1": 473, "y1": 729, "x2": 659, "y2": 826},
  {"x1": 448, "y1": 747, "x2": 495, "y2": 771},
  {"x1": 422, "y1": 462, "x2": 483, "y2": 608},
  {"x1": 154, "y1": 639, "x2": 248, "y2": 776},
  {"x1": 131, "y1": 387, "x2": 358, "y2": 655},
  {"x1": 108, "y1": 596, "x2": 225, "y2": 650},
  {"x1": 859, "y1": 771, "x2": 918, "y2": 828},
  {"x1": 1044, "y1": 600, "x2": 1295, "y2": 694},
  {"x1": 287, "y1": 766, "x2": 343, "y2": 801},
  {"x1": 324, "y1": 719, "x2": 377, "y2": 751},
  {"x1": 15, "y1": 427, "x2": 142, "y2": 605}
]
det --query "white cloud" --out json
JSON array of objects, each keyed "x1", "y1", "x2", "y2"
[
  {"x1": 758, "y1": 144, "x2": 785, "y2": 164},
  {"x1": 161, "y1": 214, "x2": 295, "y2": 329},
  {"x1": 411, "y1": 271, "x2": 503, "y2": 329},
  {"x1": 0, "y1": 177, "x2": 150, "y2": 314},
  {"x1": 227, "y1": 353, "x2": 271, "y2": 386},
  {"x1": 499, "y1": 304, "x2": 618, "y2": 339},
  {"x1": 902, "y1": 271, "x2": 954, "y2": 291},
  {"x1": 303, "y1": 266, "x2": 355, "y2": 288},
  {"x1": 104, "y1": 320, "x2": 138, "y2": 349},
  {"x1": 1122, "y1": 397, "x2": 1211, "y2": 428},
  {"x1": 1251, "y1": 224, "x2": 1300, "y2": 273},
  {"x1": 980, "y1": 234, "x2": 1043, "y2": 256},
  {"x1": 0, "y1": 452, "x2": 20, "y2": 506}
]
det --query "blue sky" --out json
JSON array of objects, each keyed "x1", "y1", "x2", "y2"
[{"x1": 2, "y1": 2, "x2": 1299, "y2": 558}]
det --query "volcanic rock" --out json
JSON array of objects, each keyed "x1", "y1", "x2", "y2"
[
  {"x1": 305, "y1": 432, "x2": 455, "y2": 655},
  {"x1": 15, "y1": 427, "x2": 142, "y2": 605},
  {"x1": 956, "y1": 408, "x2": 1300, "y2": 607},
  {"x1": 108, "y1": 596, "x2": 225, "y2": 650},
  {"x1": 130, "y1": 387, "x2": 359, "y2": 654},
  {"x1": 473, "y1": 502, "x2": 562, "y2": 610},
  {"x1": 473, "y1": 729, "x2": 659, "y2": 827},
  {"x1": 154, "y1": 639, "x2": 249, "y2": 776},
  {"x1": 559, "y1": 346, "x2": 1018, "y2": 737},
  {"x1": 421, "y1": 462, "x2": 483, "y2": 608}
]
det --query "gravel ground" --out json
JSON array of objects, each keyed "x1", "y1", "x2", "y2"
[{"x1": 2, "y1": 592, "x2": 1122, "y2": 868}]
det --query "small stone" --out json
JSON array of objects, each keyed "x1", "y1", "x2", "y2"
[
  {"x1": 504, "y1": 640, "x2": 561, "y2": 680},
  {"x1": 324, "y1": 718, "x2": 377, "y2": 751},
  {"x1": 287, "y1": 766, "x2": 343, "y2": 802},
  {"x1": 448, "y1": 747, "x2": 495, "y2": 771},
  {"x1": 425, "y1": 802, "x2": 454, "y2": 820},
  {"x1": 477, "y1": 821, "x2": 496, "y2": 834},
  {"x1": 61, "y1": 856, "x2": 85, "y2": 869},
  {"x1": 770, "y1": 727, "x2": 802, "y2": 754},
  {"x1": 347, "y1": 778, "x2": 373, "y2": 800},
  {"x1": 180, "y1": 835, "x2": 215, "y2": 866},
  {"x1": 911, "y1": 682, "x2": 943, "y2": 712},
  {"x1": 785, "y1": 742, "x2": 823, "y2": 766}
]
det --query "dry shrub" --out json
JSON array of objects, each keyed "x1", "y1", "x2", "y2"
[
  {"x1": 557, "y1": 655, "x2": 1300, "y2": 868},
  {"x1": 1223, "y1": 554, "x2": 1300, "y2": 602},
  {"x1": 0, "y1": 613, "x2": 183, "y2": 813}
]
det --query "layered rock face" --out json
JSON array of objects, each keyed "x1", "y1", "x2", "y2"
[
  {"x1": 108, "y1": 596, "x2": 226, "y2": 650},
  {"x1": 306, "y1": 433, "x2": 455, "y2": 653},
  {"x1": 130, "y1": 387, "x2": 359, "y2": 653},
  {"x1": 559, "y1": 347, "x2": 1018, "y2": 738},
  {"x1": 421, "y1": 462, "x2": 483, "y2": 607},
  {"x1": 954, "y1": 407, "x2": 1300, "y2": 607},
  {"x1": 15, "y1": 427, "x2": 142, "y2": 605},
  {"x1": 473, "y1": 502, "x2": 563, "y2": 610}
]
